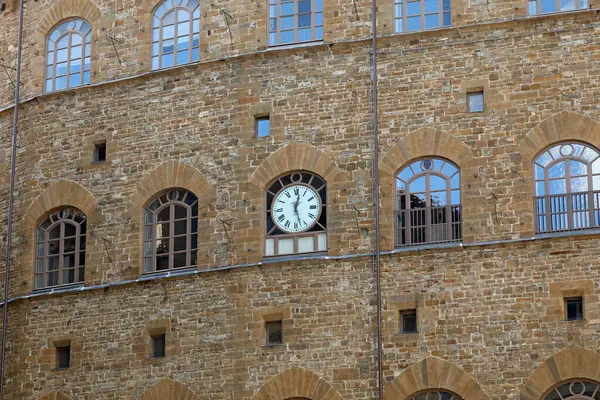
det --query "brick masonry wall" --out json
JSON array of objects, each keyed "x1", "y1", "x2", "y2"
[{"x1": 2, "y1": 0, "x2": 600, "y2": 399}]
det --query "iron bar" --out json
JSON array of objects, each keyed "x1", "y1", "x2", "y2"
[{"x1": 0, "y1": 0, "x2": 25, "y2": 397}]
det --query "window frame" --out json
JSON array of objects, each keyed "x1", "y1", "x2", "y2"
[
  {"x1": 400, "y1": 309, "x2": 418, "y2": 334},
  {"x1": 44, "y1": 18, "x2": 92, "y2": 93},
  {"x1": 543, "y1": 380, "x2": 600, "y2": 400},
  {"x1": 151, "y1": 0, "x2": 201, "y2": 70},
  {"x1": 264, "y1": 171, "x2": 327, "y2": 257},
  {"x1": 34, "y1": 208, "x2": 87, "y2": 290},
  {"x1": 394, "y1": 0, "x2": 451, "y2": 33},
  {"x1": 268, "y1": 0, "x2": 324, "y2": 46},
  {"x1": 527, "y1": 0, "x2": 588, "y2": 15},
  {"x1": 143, "y1": 189, "x2": 199, "y2": 273},
  {"x1": 265, "y1": 320, "x2": 283, "y2": 345},
  {"x1": 565, "y1": 297, "x2": 584, "y2": 321},
  {"x1": 395, "y1": 157, "x2": 462, "y2": 247},
  {"x1": 533, "y1": 141, "x2": 600, "y2": 234}
]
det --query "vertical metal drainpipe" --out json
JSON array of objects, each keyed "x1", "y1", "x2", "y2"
[
  {"x1": 0, "y1": 0, "x2": 25, "y2": 398},
  {"x1": 370, "y1": 0, "x2": 383, "y2": 398}
]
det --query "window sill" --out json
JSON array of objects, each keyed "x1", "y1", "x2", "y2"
[
  {"x1": 389, "y1": 242, "x2": 462, "y2": 254},
  {"x1": 140, "y1": 266, "x2": 197, "y2": 280},
  {"x1": 399, "y1": 331, "x2": 419, "y2": 335},
  {"x1": 534, "y1": 228, "x2": 600, "y2": 240},
  {"x1": 564, "y1": 318, "x2": 585, "y2": 323},
  {"x1": 31, "y1": 283, "x2": 84, "y2": 295},
  {"x1": 263, "y1": 251, "x2": 327, "y2": 262},
  {"x1": 266, "y1": 40, "x2": 324, "y2": 51},
  {"x1": 262, "y1": 343, "x2": 284, "y2": 348}
]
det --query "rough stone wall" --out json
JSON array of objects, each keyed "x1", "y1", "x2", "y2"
[{"x1": 2, "y1": 0, "x2": 600, "y2": 399}]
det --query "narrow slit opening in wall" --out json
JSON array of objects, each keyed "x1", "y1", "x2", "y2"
[
  {"x1": 256, "y1": 116, "x2": 270, "y2": 138},
  {"x1": 265, "y1": 320, "x2": 282, "y2": 345},
  {"x1": 151, "y1": 334, "x2": 166, "y2": 358},
  {"x1": 400, "y1": 309, "x2": 417, "y2": 334},
  {"x1": 94, "y1": 141, "x2": 107, "y2": 163},
  {"x1": 467, "y1": 91, "x2": 484, "y2": 113},
  {"x1": 56, "y1": 345, "x2": 71, "y2": 370},
  {"x1": 565, "y1": 297, "x2": 583, "y2": 321}
]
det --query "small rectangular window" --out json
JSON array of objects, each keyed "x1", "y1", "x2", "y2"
[
  {"x1": 256, "y1": 116, "x2": 270, "y2": 138},
  {"x1": 400, "y1": 310, "x2": 417, "y2": 334},
  {"x1": 528, "y1": 0, "x2": 588, "y2": 15},
  {"x1": 467, "y1": 91, "x2": 484, "y2": 113},
  {"x1": 94, "y1": 141, "x2": 107, "y2": 162},
  {"x1": 265, "y1": 321, "x2": 283, "y2": 345},
  {"x1": 151, "y1": 334, "x2": 166, "y2": 358},
  {"x1": 56, "y1": 346, "x2": 71, "y2": 370},
  {"x1": 565, "y1": 297, "x2": 583, "y2": 321}
]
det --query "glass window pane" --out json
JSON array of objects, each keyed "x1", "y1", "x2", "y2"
[
  {"x1": 56, "y1": 76, "x2": 67, "y2": 90},
  {"x1": 424, "y1": 0, "x2": 439, "y2": 13},
  {"x1": 298, "y1": 14, "x2": 311, "y2": 27},
  {"x1": 430, "y1": 175, "x2": 446, "y2": 191},
  {"x1": 177, "y1": 50, "x2": 189, "y2": 64},
  {"x1": 178, "y1": 21, "x2": 190, "y2": 36},
  {"x1": 430, "y1": 191, "x2": 447, "y2": 206},
  {"x1": 443, "y1": 0, "x2": 451, "y2": 10},
  {"x1": 468, "y1": 92, "x2": 484, "y2": 112},
  {"x1": 395, "y1": 18, "x2": 403, "y2": 32},
  {"x1": 315, "y1": 26, "x2": 323, "y2": 39},
  {"x1": 315, "y1": 0, "x2": 323, "y2": 11},
  {"x1": 549, "y1": 179, "x2": 567, "y2": 195},
  {"x1": 424, "y1": 14, "x2": 439, "y2": 29},
  {"x1": 270, "y1": 5, "x2": 278, "y2": 17},
  {"x1": 298, "y1": 28, "x2": 311, "y2": 41},
  {"x1": 69, "y1": 73, "x2": 81, "y2": 87},
  {"x1": 299, "y1": 0, "x2": 311, "y2": 12},
  {"x1": 541, "y1": 0, "x2": 557, "y2": 13},
  {"x1": 451, "y1": 190, "x2": 460, "y2": 205},
  {"x1": 297, "y1": 237, "x2": 315, "y2": 252},
  {"x1": 315, "y1": 12, "x2": 323, "y2": 25},
  {"x1": 163, "y1": 38, "x2": 175, "y2": 53},
  {"x1": 281, "y1": 30, "x2": 294, "y2": 43},
  {"x1": 163, "y1": 24, "x2": 175, "y2": 39},
  {"x1": 281, "y1": 16, "x2": 294, "y2": 30},
  {"x1": 571, "y1": 177, "x2": 588, "y2": 192},
  {"x1": 570, "y1": 160, "x2": 588, "y2": 176},
  {"x1": 409, "y1": 176, "x2": 426, "y2": 193},
  {"x1": 549, "y1": 161, "x2": 566, "y2": 178},
  {"x1": 536, "y1": 181, "x2": 545, "y2": 196},
  {"x1": 192, "y1": 48, "x2": 199, "y2": 61},
  {"x1": 407, "y1": 1, "x2": 421, "y2": 15},
  {"x1": 278, "y1": 238, "x2": 294, "y2": 255},
  {"x1": 528, "y1": 0, "x2": 537, "y2": 13},
  {"x1": 281, "y1": 2, "x2": 294, "y2": 15},
  {"x1": 407, "y1": 16, "x2": 421, "y2": 30},
  {"x1": 560, "y1": 0, "x2": 576, "y2": 10},
  {"x1": 173, "y1": 253, "x2": 187, "y2": 268},
  {"x1": 443, "y1": 12, "x2": 451, "y2": 26},
  {"x1": 57, "y1": 49, "x2": 68, "y2": 63}
]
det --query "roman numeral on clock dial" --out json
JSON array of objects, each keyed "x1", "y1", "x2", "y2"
[{"x1": 272, "y1": 184, "x2": 322, "y2": 233}]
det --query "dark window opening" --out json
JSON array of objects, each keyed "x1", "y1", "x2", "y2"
[
  {"x1": 56, "y1": 346, "x2": 71, "y2": 370},
  {"x1": 265, "y1": 321, "x2": 282, "y2": 345},
  {"x1": 400, "y1": 310, "x2": 417, "y2": 334},
  {"x1": 0, "y1": 3, "x2": 6, "y2": 12},
  {"x1": 565, "y1": 297, "x2": 583, "y2": 321},
  {"x1": 467, "y1": 91, "x2": 484, "y2": 113},
  {"x1": 151, "y1": 334, "x2": 166, "y2": 358},
  {"x1": 94, "y1": 142, "x2": 106, "y2": 163},
  {"x1": 256, "y1": 116, "x2": 270, "y2": 138}
]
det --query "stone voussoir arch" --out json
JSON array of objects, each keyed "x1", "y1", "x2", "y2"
[
  {"x1": 138, "y1": 378, "x2": 199, "y2": 400},
  {"x1": 126, "y1": 160, "x2": 215, "y2": 219},
  {"x1": 383, "y1": 357, "x2": 489, "y2": 400},
  {"x1": 252, "y1": 367, "x2": 343, "y2": 400},
  {"x1": 39, "y1": 391, "x2": 71, "y2": 400},
  {"x1": 23, "y1": 179, "x2": 102, "y2": 228},
  {"x1": 379, "y1": 127, "x2": 475, "y2": 179},
  {"x1": 34, "y1": 0, "x2": 102, "y2": 44},
  {"x1": 248, "y1": 142, "x2": 343, "y2": 189},
  {"x1": 520, "y1": 347, "x2": 600, "y2": 400},
  {"x1": 517, "y1": 111, "x2": 600, "y2": 169}
]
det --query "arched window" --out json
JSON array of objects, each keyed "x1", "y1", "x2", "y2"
[
  {"x1": 265, "y1": 171, "x2": 327, "y2": 256},
  {"x1": 396, "y1": 158, "x2": 461, "y2": 247},
  {"x1": 152, "y1": 0, "x2": 200, "y2": 70},
  {"x1": 35, "y1": 208, "x2": 86, "y2": 289},
  {"x1": 544, "y1": 380, "x2": 600, "y2": 400},
  {"x1": 534, "y1": 142, "x2": 600, "y2": 233},
  {"x1": 45, "y1": 19, "x2": 92, "y2": 93},
  {"x1": 410, "y1": 391, "x2": 462, "y2": 400},
  {"x1": 143, "y1": 189, "x2": 198, "y2": 272}
]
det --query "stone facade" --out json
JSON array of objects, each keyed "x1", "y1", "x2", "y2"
[{"x1": 2, "y1": 0, "x2": 600, "y2": 399}]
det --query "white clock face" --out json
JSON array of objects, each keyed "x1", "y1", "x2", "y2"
[{"x1": 272, "y1": 184, "x2": 321, "y2": 233}]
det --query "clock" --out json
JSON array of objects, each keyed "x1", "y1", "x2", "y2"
[{"x1": 272, "y1": 184, "x2": 321, "y2": 233}]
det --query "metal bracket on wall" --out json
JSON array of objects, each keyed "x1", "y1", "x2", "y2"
[
  {"x1": 106, "y1": 34, "x2": 124, "y2": 66},
  {"x1": 219, "y1": 219, "x2": 233, "y2": 245},
  {"x1": 221, "y1": 9, "x2": 234, "y2": 47},
  {"x1": 0, "y1": 61, "x2": 16, "y2": 90}
]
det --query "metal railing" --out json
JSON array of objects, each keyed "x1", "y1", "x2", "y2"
[
  {"x1": 535, "y1": 190, "x2": 600, "y2": 233},
  {"x1": 395, "y1": 205, "x2": 462, "y2": 247}
]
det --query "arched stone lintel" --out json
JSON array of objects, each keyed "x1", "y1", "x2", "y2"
[
  {"x1": 138, "y1": 378, "x2": 199, "y2": 400},
  {"x1": 126, "y1": 160, "x2": 215, "y2": 219},
  {"x1": 40, "y1": 391, "x2": 71, "y2": 400},
  {"x1": 520, "y1": 347, "x2": 600, "y2": 400},
  {"x1": 517, "y1": 111, "x2": 600, "y2": 170},
  {"x1": 139, "y1": 0, "x2": 167, "y2": 14},
  {"x1": 23, "y1": 179, "x2": 102, "y2": 228},
  {"x1": 383, "y1": 357, "x2": 489, "y2": 400},
  {"x1": 252, "y1": 367, "x2": 343, "y2": 400},
  {"x1": 34, "y1": 0, "x2": 102, "y2": 43},
  {"x1": 379, "y1": 127, "x2": 475, "y2": 178},
  {"x1": 248, "y1": 142, "x2": 343, "y2": 189}
]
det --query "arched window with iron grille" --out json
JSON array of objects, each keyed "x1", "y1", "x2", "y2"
[
  {"x1": 534, "y1": 142, "x2": 600, "y2": 233},
  {"x1": 544, "y1": 380, "x2": 600, "y2": 400},
  {"x1": 151, "y1": 0, "x2": 200, "y2": 70},
  {"x1": 395, "y1": 157, "x2": 461, "y2": 247},
  {"x1": 35, "y1": 208, "x2": 87, "y2": 289},
  {"x1": 45, "y1": 19, "x2": 92, "y2": 93},
  {"x1": 143, "y1": 189, "x2": 199, "y2": 272}
]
